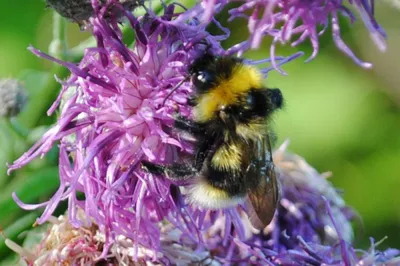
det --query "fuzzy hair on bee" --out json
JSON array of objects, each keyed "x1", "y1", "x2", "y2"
[{"x1": 142, "y1": 54, "x2": 283, "y2": 229}]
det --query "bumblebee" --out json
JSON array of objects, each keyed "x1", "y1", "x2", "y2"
[{"x1": 142, "y1": 54, "x2": 282, "y2": 229}]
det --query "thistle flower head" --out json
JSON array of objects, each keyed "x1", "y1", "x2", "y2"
[{"x1": 0, "y1": 78, "x2": 28, "y2": 118}]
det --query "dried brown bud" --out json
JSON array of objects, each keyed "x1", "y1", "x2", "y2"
[{"x1": 45, "y1": 0, "x2": 143, "y2": 26}]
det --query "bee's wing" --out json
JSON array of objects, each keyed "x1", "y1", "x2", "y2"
[{"x1": 245, "y1": 135, "x2": 280, "y2": 230}]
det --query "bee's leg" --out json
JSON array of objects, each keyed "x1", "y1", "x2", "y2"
[
  {"x1": 174, "y1": 114, "x2": 203, "y2": 135},
  {"x1": 141, "y1": 161, "x2": 196, "y2": 181},
  {"x1": 194, "y1": 138, "x2": 215, "y2": 171},
  {"x1": 187, "y1": 96, "x2": 196, "y2": 106}
]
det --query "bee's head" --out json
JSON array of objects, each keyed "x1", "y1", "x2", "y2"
[
  {"x1": 189, "y1": 55, "x2": 218, "y2": 93},
  {"x1": 189, "y1": 55, "x2": 242, "y2": 93},
  {"x1": 217, "y1": 88, "x2": 283, "y2": 125},
  {"x1": 190, "y1": 56, "x2": 283, "y2": 129}
]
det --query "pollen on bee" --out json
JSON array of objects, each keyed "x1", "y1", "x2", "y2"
[{"x1": 211, "y1": 144, "x2": 242, "y2": 171}]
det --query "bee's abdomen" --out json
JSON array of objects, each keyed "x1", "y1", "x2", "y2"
[
  {"x1": 206, "y1": 165, "x2": 246, "y2": 197},
  {"x1": 210, "y1": 143, "x2": 242, "y2": 172},
  {"x1": 204, "y1": 142, "x2": 247, "y2": 197}
]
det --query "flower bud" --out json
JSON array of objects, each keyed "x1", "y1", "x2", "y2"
[
  {"x1": 0, "y1": 79, "x2": 28, "y2": 118},
  {"x1": 45, "y1": 0, "x2": 142, "y2": 26}
]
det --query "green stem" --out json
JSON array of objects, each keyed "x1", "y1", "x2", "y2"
[
  {"x1": 67, "y1": 36, "x2": 96, "y2": 60},
  {"x1": 17, "y1": 13, "x2": 68, "y2": 129},
  {"x1": 49, "y1": 12, "x2": 67, "y2": 59}
]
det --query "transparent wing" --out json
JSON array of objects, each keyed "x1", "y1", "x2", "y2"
[{"x1": 245, "y1": 134, "x2": 280, "y2": 229}]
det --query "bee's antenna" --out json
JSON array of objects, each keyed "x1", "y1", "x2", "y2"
[{"x1": 162, "y1": 75, "x2": 190, "y2": 106}]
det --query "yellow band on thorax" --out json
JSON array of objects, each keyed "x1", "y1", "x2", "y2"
[{"x1": 193, "y1": 64, "x2": 263, "y2": 122}]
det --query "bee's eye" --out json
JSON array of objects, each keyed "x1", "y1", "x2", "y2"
[
  {"x1": 192, "y1": 70, "x2": 214, "y2": 91},
  {"x1": 197, "y1": 72, "x2": 209, "y2": 83}
]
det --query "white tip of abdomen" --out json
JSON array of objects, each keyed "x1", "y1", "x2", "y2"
[{"x1": 184, "y1": 181, "x2": 244, "y2": 209}]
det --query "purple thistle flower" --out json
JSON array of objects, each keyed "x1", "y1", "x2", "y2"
[
  {"x1": 7, "y1": 142, "x2": 400, "y2": 265},
  {"x1": 8, "y1": 0, "x2": 299, "y2": 260},
  {"x1": 220, "y1": 0, "x2": 386, "y2": 69},
  {"x1": 7, "y1": 0, "x2": 397, "y2": 265}
]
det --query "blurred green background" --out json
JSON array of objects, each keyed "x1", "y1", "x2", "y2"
[{"x1": 0, "y1": 0, "x2": 399, "y2": 262}]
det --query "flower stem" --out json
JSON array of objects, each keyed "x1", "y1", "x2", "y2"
[
  {"x1": 49, "y1": 12, "x2": 67, "y2": 59},
  {"x1": 17, "y1": 13, "x2": 68, "y2": 129}
]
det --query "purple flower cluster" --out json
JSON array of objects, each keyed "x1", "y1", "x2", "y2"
[
  {"x1": 223, "y1": 0, "x2": 386, "y2": 69},
  {"x1": 8, "y1": 0, "x2": 398, "y2": 265},
  {"x1": 196, "y1": 0, "x2": 386, "y2": 69},
  {"x1": 11, "y1": 142, "x2": 400, "y2": 265}
]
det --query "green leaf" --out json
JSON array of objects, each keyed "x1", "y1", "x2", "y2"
[
  {"x1": 0, "y1": 167, "x2": 59, "y2": 226},
  {"x1": 0, "y1": 254, "x2": 20, "y2": 266},
  {"x1": 0, "y1": 121, "x2": 28, "y2": 187},
  {"x1": 17, "y1": 66, "x2": 68, "y2": 129},
  {"x1": 18, "y1": 69, "x2": 50, "y2": 95},
  {"x1": 0, "y1": 222, "x2": 48, "y2": 265},
  {"x1": 0, "y1": 212, "x2": 39, "y2": 259}
]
